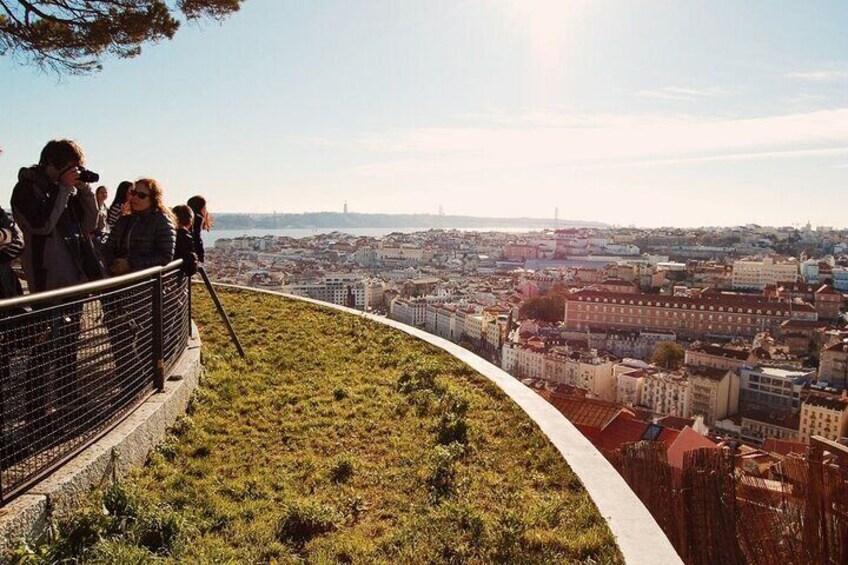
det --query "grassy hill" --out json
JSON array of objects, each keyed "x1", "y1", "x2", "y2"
[{"x1": 13, "y1": 288, "x2": 621, "y2": 564}]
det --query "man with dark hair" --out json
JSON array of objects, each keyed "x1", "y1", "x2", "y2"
[
  {"x1": 11, "y1": 139, "x2": 101, "y2": 292},
  {"x1": 10, "y1": 139, "x2": 102, "y2": 431}
]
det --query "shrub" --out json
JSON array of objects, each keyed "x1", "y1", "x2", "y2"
[
  {"x1": 492, "y1": 510, "x2": 527, "y2": 563},
  {"x1": 436, "y1": 413, "x2": 469, "y2": 446},
  {"x1": 276, "y1": 501, "x2": 340, "y2": 547},
  {"x1": 333, "y1": 387, "x2": 348, "y2": 401},
  {"x1": 136, "y1": 507, "x2": 184, "y2": 555},
  {"x1": 330, "y1": 456, "x2": 355, "y2": 483},
  {"x1": 396, "y1": 361, "x2": 443, "y2": 395},
  {"x1": 51, "y1": 509, "x2": 106, "y2": 561},
  {"x1": 426, "y1": 443, "x2": 466, "y2": 502},
  {"x1": 436, "y1": 392, "x2": 471, "y2": 446},
  {"x1": 102, "y1": 482, "x2": 139, "y2": 533}
]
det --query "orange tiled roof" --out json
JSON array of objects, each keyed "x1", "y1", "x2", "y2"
[
  {"x1": 548, "y1": 396, "x2": 622, "y2": 432},
  {"x1": 762, "y1": 437, "x2": 807, "y2": 457},
  {"x1": 595, "y1": 412, "x2": 650, "y2": 452},
  {"x1": 667, "y1": 427, "x2": 719, "y2": 469},
  {"x1": 570, "y1": 289, "x2": 817, "y2": 313}
]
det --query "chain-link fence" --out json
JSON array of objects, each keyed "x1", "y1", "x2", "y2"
[{"x1": 0, "y1": 261, "x2": 190, "y2": 503}]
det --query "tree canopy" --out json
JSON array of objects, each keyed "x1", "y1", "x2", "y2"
[
  {"x1": 0, "y1": 0, "x2": 244, "y2": 73},
  {"x1": 651, "y1": 341, "x2": 685, "y2": 370},
  {"x1": 518, "y1": 288, "x2": 570, "y2": 323}
]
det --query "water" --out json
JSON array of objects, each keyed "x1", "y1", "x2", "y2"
[{"x1": 207, "y1": 226, "x2": 543, "y2": 246}]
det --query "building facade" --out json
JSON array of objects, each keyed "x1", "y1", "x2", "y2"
[{"x1": 564, "y1": 290, "x2": 817, "y2": 339}]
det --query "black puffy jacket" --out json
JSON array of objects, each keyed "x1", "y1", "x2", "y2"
[{"x1": 104, "y1": 208, "x2": 176, "y2": 272}]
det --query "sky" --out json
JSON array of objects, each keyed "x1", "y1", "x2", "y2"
[{"x1": 0, "y1": 0, "x2": 846, "y2": 228}]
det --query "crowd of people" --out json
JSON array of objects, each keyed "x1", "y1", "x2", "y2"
[
  {"x1": 0, "y1": 139, "x2": 213, "y2": 456},
  {"x1": 0, "y1": 138, "x2": 212, "y2": 301}
]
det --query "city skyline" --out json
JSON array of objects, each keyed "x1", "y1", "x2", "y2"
[{"x1": 1, "y1": 0, "x2": 846, "y2": 227}]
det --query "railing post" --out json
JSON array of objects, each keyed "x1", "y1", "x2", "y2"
[
  {"x1": 187, "y1": 273, "x2": 193, "y2": 338},
  {"x1": 152, "y1": 271, "x2": 165, "y2": 391}
]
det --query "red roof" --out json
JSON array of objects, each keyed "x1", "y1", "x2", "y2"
[
  {"x1": 762, "y1": 437, "x2": 807, "y2": 457},
  {"x1": 595, "y1": 412, "x2": 649, "y2": 452},
  {"x1": 657, "y1": 415, "x2": 696, "y2": 431},
  {"x1": 658, "y1": 427, "x2": 680, "y2": 448},
  {"x1": 570, "y1": 289, "x2": 817, "y2": 313},
  {"x1": 667, "y1": 427, "x2": 718, "y2": 469},
  {"x1": 547, "y1": 396, "x2": 623, "y2": 441}
]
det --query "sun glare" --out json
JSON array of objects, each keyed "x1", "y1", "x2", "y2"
[{"x1": 504, "y1": 0, "x2": 585, "y2": 70}]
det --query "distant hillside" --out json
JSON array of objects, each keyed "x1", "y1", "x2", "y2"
[{"x1": 213, "y1": 212, "x2": 606, "y2": 230}]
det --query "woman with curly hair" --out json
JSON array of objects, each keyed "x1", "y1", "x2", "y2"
[{"x1": 104, "y1": 178, "x2": 176, "y2": 275}]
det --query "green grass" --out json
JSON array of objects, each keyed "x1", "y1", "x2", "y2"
[{"x1": 11, "y1": 288, "x2": 622, "y2": 564}]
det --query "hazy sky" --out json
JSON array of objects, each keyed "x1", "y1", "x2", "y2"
[{"x1": 1, "y1": 0, "x2": 846, "y2": 228}]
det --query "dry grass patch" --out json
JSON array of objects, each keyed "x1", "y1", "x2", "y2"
[{"x1": 11, "y1": 287, "x2": 622, "y2": 564}]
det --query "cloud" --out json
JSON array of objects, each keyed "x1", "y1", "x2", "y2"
[
  {"x1": 636, "y1": 86, "x2": 726, "y2": 101},
  {"x1": 786, "y1": 70, "x2": 848, "y2": 81},
  {"x1": 347, "y1": 108, "x2": 848, "y2": 177}
]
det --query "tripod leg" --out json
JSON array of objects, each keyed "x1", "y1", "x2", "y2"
[{"x1": 198, "y1": 267, "x2": 246, "y2": 358}]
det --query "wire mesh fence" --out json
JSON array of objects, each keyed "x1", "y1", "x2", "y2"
[
  {"x1": 607, "y1": 441, "x2": 848, "y2": 565},
  {"x1": 0, "y1": 262, "x2": 190, "y2": 503}
]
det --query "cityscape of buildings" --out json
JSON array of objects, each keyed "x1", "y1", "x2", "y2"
[{"x1": 203, "y1": 222, "x2": 848, "y2": 480}]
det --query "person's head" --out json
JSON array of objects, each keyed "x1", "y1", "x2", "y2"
[
  {"x1": 172, "y1": 205, "x2": 194, "y2": 229},
  {"x1": 95, "y1": 185, "x2": 108, "y2": 204},
  {"x1": 131, "y1": 178, "x2": 175, "y2": 224},
  {"x1": 39, "y1": 139, "x2": 85, "y2": 186},
  {"x1": 187, "y1": 195, "x2": 213, "y2": 231},
  {"x1": 111, "y1": 181, "x2": 133, "y2": 208}
]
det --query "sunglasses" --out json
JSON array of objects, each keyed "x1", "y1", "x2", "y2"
[{"x1": 129, "y1": 189, "x2": 151, "y2": 200}]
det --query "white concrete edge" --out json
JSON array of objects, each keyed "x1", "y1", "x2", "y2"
[
  {"x1": 211, "y1": 284, "x2": 682, "y2": 565},
  {"x1": 0, "y1": 325, "x2": 203, "y2": 556}
]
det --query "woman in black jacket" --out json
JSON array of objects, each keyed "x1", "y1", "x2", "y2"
[
  {"x1": 104, "y1": 178, "x2": 176, "y2": 275},
  {"x1": 187, "y1": 195, "x2": 212, "y2": 263}
]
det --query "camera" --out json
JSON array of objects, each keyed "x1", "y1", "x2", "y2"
[{"x1": 78, "y1": 168, "x2": 100, "y2": 183}]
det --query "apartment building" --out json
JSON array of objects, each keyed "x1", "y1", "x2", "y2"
[
  {"x1": 739, "y1": 365, "x2": 814, "y2": 412},
  {"x1": 543, "y1": 346, "x2": 571, "y2": 384},
  {"x1": 565, "y1": 351, "x2": 617, "y2": 401},
  {"x1": 501, "y1": 339, "x2": 546, "y2": 379},
  {"x1": 685, "y1": 341, "x2": 755, "y2": 371},
  {"x1": 289, "y1": 275, "x2": 383, "y2": 310},
  {"x1": 740, "y1": 406, "x2": 799, "y2": 444},
  {"x1": 686, "y1": 365, "x2": 739, "y2": 426},
  {"x1": 616, "y1": 366, "x2": 651, "y2": 407},
  {"x1": 799, "y1": 395, "x2": 848, "y2": 443},
  {"x1": 642, "y1": 370, "x2": 691, "y2": 418},
  {"x1": 819, "y1": 338, "x2": 848, "y2": 386},
  {"x1": 564, "y1": 289, "x2": 817, "y2": 339},
  {"x1": 378, "y1": 243, "x2": 427, "y2": 263},
  {"x1": 390, "y1": 296, "x2": 450, "y2": 328},
  {"x1": 588, "y1": 328, "x2": 675, "y2": 359},
  {"x1": 732, "y1": 256, "x2": 798, "y2": 290}
]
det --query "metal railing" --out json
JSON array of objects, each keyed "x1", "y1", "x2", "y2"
[{"x1": 0, "y1": 261, "x2": 191, "y2": 503}]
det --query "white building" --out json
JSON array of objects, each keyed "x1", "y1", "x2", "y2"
[
  {"x1": 616, "y1": 367, "x2": 648, "y2": 407},
  {"x1": 289, "y1": 274, "x2": 383, "y2": 311},
  {"x1": 732, "y1": 257, "x2": 798, "y2": 290},
  {"x1": 642, "y1": 370, "x2": 691, "y2": 418},
  {"x1": 799, "y1": 395, "x2": 848, "y2": 443},
  {"x1": 565, "y1": 351, "x2": 617, "y2": 401},
  {"x1": 739, "y1": 365, "x2": 813, "y2": 412}
]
